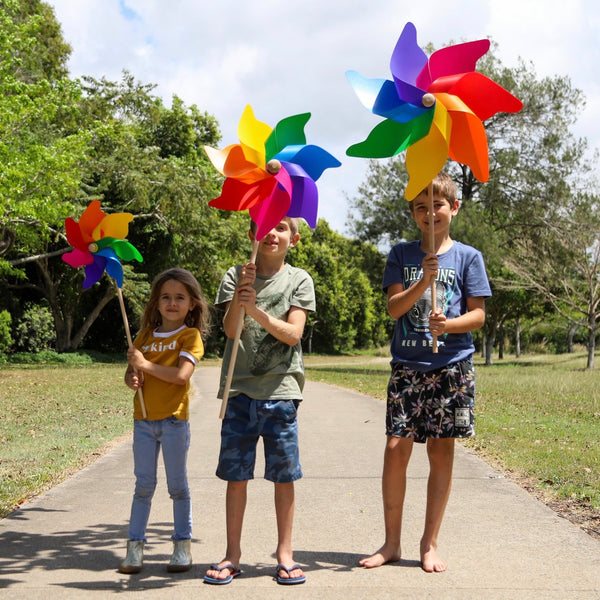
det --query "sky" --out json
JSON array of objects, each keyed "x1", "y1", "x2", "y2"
[{"x1": 47, "y1": 0, "x2": 600, "y2": 234}]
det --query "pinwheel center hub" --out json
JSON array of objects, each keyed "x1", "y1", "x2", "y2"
[
  {"x1": 266, "y1": 159, "x2": 282, "y2": 175},
  {"x1": 88, "y1": 242, "x2": 99, "y2": 253},
  {"x1": 421, "y1": 93, "x2": 436, "y2": 108}
]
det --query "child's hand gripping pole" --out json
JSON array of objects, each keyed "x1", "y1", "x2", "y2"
[
  {"x1": 428, "y1": 183, "x2": 439, "y2": 354},
  {"x1": 219, "y1": 239, "x2": 260, "y2": 419},
  {"x1": 117, "y1": 287, "x2": 148, "y2": 418}
]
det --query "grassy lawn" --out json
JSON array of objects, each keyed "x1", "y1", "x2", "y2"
[
  {"x1": 1, "y1": 352, "x2": 599, "y2": 538},
  {"x1": 0, "y1": 362, "x2": 132, "y2": 517}
]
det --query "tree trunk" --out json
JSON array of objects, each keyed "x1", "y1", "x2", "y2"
[
  {"x1": 567, "y1": 324, "x2": 578, "y2": 354},
  {"x1": 586, "y1": 324, "x2": 596, "y2": 370},
  {"x1": 515, "y1": 317, "x2": 521, "y2": 358},
  {"x1": 498, "y1": 325, "x2": 504, "y2": 360}
]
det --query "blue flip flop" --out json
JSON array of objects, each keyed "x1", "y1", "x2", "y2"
[
  {"x1": 275, "y1": 563, "x2": 306, "y2": 585},
  {"x1": 203, "y1": 563, "x2": 241, "y2": 585}
]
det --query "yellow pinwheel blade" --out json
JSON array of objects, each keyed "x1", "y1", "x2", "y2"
[
  {"x1": 238, "y1": 105, "x2": 272, "y2": 170},
  {"x1": 405, "y1": 101, "x2": 451, "y2": 200},
  {"x1": 93, "y1": 212, "x2": 133, "y2": 241}
]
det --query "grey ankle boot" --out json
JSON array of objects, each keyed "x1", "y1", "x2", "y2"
[
  {"x1": 119, "y1": 540, "x2": 144, "y2": 574},
  {"x1": 167, "y1": 539, "x2": 192, "y2": 572}
]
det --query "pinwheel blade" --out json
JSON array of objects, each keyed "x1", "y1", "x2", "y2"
[
  {"x1": 238, "y1": 105, "x2": 271, "y2": 169},
  {"x1": 347, "y1": 111, "x2": 433, "y2": 159},
  {"x1": 209, "y1": 177, "x2": 278, "y2": 212},
  {"x1": 405, "y1": 102, "x2": 452, "y2": 200},
  {"x1": 417, "y1": 39, "x2": 490, "y2": 90},
  {"x1": 265, "y1": 113, "x2": 310, "y2": 159},
  {"x1": 83, "y1": 256, "x2": 107, "y2": 289},
  {"x1": 390, "y1": 22, "x2": 429, "y2": 105},
  {"x1": 62, "y1": 247, "x2": 93, "y2": 268}
]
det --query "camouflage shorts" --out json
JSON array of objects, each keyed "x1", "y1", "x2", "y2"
[
  {"x1": 216, "y1": 394, "x2": 302, "y2": 483},
  {"x1": 386, "y1": 359, "x2": 476, "y2": 443}
]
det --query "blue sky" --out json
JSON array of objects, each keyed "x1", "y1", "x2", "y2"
[{"x1": 48, "y1": 0, "x2": 600, "y2": 234}]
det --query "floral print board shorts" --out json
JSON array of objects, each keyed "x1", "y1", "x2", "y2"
[{"x1": 386, "y1": 359, "x2": 475, "y2": 443}]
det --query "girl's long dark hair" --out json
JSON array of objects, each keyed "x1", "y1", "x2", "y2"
[{"x1": 140, "y1": 268, "x2": 211, "y2": 339}]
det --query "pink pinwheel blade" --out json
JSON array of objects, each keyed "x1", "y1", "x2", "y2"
[
  {"x1": 62, "y1": 247, "x2": 93, "y2": 268},
  {"x1": 250, "y1": 185, "x2": 292, "y2": 241},
  {"x1": 416, "y1": 39, "x2": 490, "y2": 91}
]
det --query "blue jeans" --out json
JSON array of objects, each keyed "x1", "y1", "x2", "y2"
[{"x1": 127, "y1": 417, "x2": 191, "y2": 541}]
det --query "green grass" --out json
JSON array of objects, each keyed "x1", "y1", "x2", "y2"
[
  {"x1": 0, "y1": 362, "x2": 132, "y2": 517},
  {"x1": 304, "y1": 352, "x2": 600, "y2": 511}
]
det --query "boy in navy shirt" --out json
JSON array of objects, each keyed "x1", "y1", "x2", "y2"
[{"x1": 360, "y1": 172, "x2": 491, "y2": 572}]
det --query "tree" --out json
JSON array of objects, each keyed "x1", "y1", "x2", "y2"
[{"x1": 504, "y1": 193, "x2": 600, "y2": 369}]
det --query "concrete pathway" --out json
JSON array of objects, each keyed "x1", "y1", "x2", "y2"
[{"x1": 1, "y1": 366, "x2": 599, "y2": 599}]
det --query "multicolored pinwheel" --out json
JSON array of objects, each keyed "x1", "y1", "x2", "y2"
[
  {"x1": 346, "y1": 21, "x2": 523, "y2": 199},
  {"x1": 62, "y1": 200, "x2": 147, "y2": 417},
  {"x1": 204, "y1": 105, "x2": 341, "y2": 239},
  {"x1": 62, "y1": 200, "x2": 143, "y2": 288}
]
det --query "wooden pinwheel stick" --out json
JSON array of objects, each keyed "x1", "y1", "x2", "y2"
[
  {"x1": 219, "y1": 239, "x2": 260, "y2": 419},
  {"x1": 117, "y1": 286, "x2": 148, "y2": 418},
  {"x1": 428, "y1": 182, "x2": 439, "y2": 354}
]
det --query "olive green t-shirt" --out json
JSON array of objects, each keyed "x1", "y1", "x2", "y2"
[{"x1": 215, "y1": 263, "x2": 316, "y2": 400}]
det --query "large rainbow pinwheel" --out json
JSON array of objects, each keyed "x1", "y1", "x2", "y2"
[
  {"x1": 346, "y1": 22, "x2": 523, "y2": 200},
  {"x1": 204, "y1": 105, "x2": 341, "y2": 239},
  {"x1": 62, "y1": 200, "x2": 143, "y2": 288}
]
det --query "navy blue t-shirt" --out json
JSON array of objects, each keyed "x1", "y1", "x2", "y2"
[{"x1": 383, "y1": 240, "x2": 491, "y2": 371}]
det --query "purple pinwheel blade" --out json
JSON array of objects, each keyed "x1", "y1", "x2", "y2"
[
  {"x1": 273, "y1": 145, "x2": 341, "y2": 182},
  {"x1": 390, "y1": 22, "x2": 428, "y2": 105},
  {"x1": 287, "y1": 176, "x2": 318, "y2": 228},
  {"x1": 83, "y1": 256, "x2": 107, "y2": 289}
]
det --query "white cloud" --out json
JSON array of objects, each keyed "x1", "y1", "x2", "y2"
[{"x1": 48, "y1": 0, "x2": 600, "y2": 233}]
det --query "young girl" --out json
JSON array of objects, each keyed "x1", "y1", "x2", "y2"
[{"x1": 119, "y1": 268, "x2": 210, "y2": 574}]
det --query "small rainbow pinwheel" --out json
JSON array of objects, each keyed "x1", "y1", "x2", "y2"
[
  {"x1": 204, "y1": 105, "x2": 341, "y2": 239},
  {"x1": 62, "y1": 200, "x2": 143, "y2": 288},
  {"x1": 346, "y1": 22, "x2": 523, "y2": 199}
]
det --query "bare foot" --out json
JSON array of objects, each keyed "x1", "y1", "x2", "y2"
[
  {"x1": 359, "y1": 544, "x2": 401, "y2": 568},
  {"x1": 421, "y1": 544, "x2": 446, "y2": 573}
]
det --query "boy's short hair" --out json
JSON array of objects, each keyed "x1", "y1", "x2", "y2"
[
  {"x1": 412, "y1": 172, "x2": 457, "y2": 208},
  {"x1": 250, "y1": 217, "x2": 300, "y2": 236}
]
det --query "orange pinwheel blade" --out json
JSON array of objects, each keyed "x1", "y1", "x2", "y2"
[
  {"x1": 437, "y1": 93, "x2": 489, "y2": 182},
  {"x1": 205, "y1": 144, "x2": 268, "y2": 183},
  {"x1": 78, "y1": 200, "x2": 105, "y2": 243}
]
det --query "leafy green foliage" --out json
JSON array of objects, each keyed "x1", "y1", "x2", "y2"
[{"x1": 0, "y1": 309, "x2": 12, "y2": 353}]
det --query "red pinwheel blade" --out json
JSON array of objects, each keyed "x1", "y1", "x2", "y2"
[
  {"x1": 64, "y1": 217, "x2": 87, "y2": 251},
  {"x1": 428, "y1": 72, "x2": 524, "y2": 121},
  {"x1": 209, "y1": 177, "x2": 278, "y2": 212}
]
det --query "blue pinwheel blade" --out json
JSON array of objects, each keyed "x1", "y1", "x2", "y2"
[{"x1": 274, "y1": 145, "x2": 341, "y2": 181}]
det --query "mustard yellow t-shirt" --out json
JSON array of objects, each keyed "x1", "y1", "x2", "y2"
[{"x1": 132, "y1": 325, "x2": 204, "y2": 420}]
